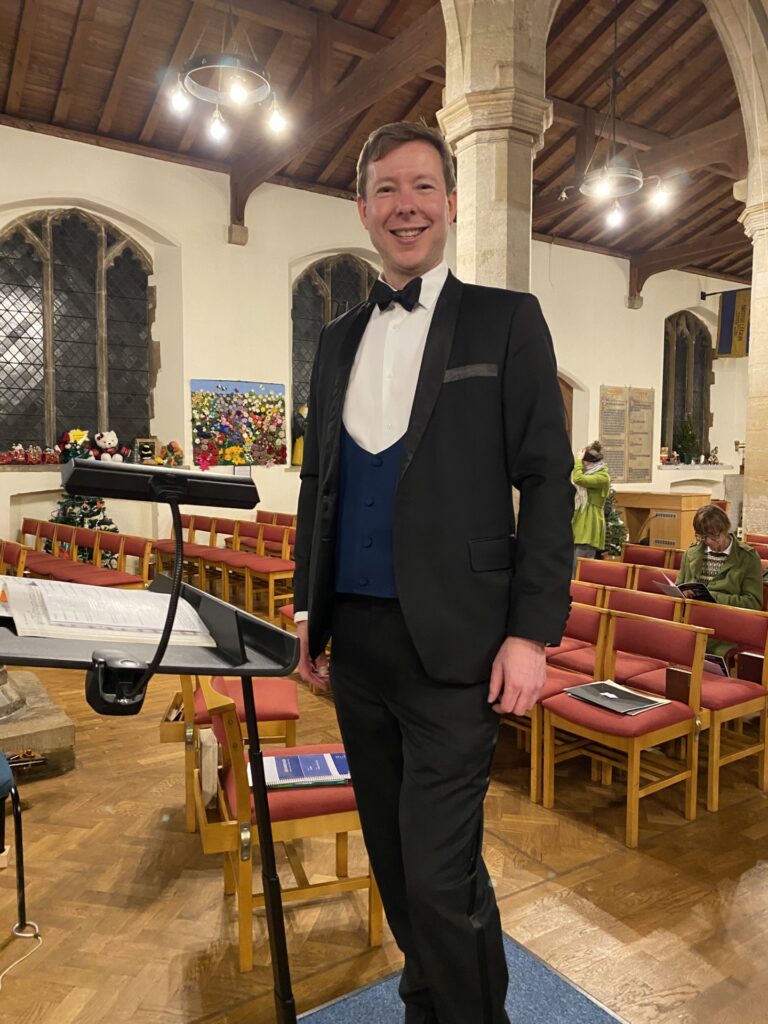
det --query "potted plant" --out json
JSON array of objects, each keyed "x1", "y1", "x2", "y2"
[{"x1": 673, "y1": 416, "x2": 700, "y2": 464}]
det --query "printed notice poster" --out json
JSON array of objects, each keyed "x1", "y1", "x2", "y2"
[
  {"x1": 599, "y1": 386, "x2": 655, "y2": 484},
  {"x1": 599, "y1": 386, "x2": 629, "y2": 482}
]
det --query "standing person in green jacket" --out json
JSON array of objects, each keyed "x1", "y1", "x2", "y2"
[
  {"x1": 676, "y1": 503, "x2": 763, "y2": 610},
  {"x1": 571, "y1": 440, "x2": 611, "y2": 575}
]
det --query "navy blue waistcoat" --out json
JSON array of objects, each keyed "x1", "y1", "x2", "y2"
[{"x1": 335, "y1": 426, "x2": 403, "y2": 598}]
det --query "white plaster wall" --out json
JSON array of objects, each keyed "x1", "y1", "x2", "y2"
[
  {"x1": 0, "y1": 125, "x2": 750, "y2": 539},
  {"x1": 531, "y1": 240, "x2": 748, "y2": 497}
]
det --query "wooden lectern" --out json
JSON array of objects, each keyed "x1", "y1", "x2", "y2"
[{"x1": 614, "y1": 491, "x2": 705, "y2": 550}]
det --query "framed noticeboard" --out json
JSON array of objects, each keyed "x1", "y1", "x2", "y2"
[{"x1": 599, "y1": 386, "x2": 654, "y2": 483}]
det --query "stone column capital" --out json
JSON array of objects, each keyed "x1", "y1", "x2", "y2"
[
  {"x1": 437, "y1": 88, "x2": 553, "y2": 152},
  {"x1": 740, "y1": 202, "x2": 768, "y2": 239}
]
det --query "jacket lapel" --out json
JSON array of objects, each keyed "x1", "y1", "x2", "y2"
[
  {"x1": 399, "y1": 272, "x2": 463, "y2": 482},
  {"x1": 323, "y1": 302, "x2": 374, "y2": 490}
]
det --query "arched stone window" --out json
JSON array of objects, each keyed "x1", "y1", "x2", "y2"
[
  {"x1": 291, "y1": 253, "x2": 378, "y2": 422},
  {"x1": 661, "y1": 310, "x2": 713, "y2": 454},
  {"x1": 0, "y1": 208, "x2": 154, "y2": 450}
]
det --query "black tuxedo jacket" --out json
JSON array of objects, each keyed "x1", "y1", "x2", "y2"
[{"x1": 294, "y1": 272, "x2": 574, "y2": 685}]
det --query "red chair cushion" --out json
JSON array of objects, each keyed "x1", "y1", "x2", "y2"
[
  {"x1": 545, "y1": 638, "x2": 589, "y2": 659},
  {"x1": 547, "y1": 647, "x2": 597, "y2": 675},
  {"x1": 67, "y1": 569, "x2": 144, "y2": 587},
  {"x1": 543, "y1": 690, "x2": 694, "y2": 737},
  {"x1": 222, "y1": 743, "x2": 357, "y2": 824},
  {"x1": 279, "y1": 605, "x2": 295, "y2": 623},
  {"x1": 612, "y1": 651, "x2": 669, "y2": 683},
  {"x1": 193, "y1": 676, "x2": 299, "y2": 725},
  {"x1": 541, "y1": 667, "x2": 592, "y2": 700},
  {"x1": 240, "y1": 556, "x2": 295, "y2": 573},
  {"x1": 625, "y1": 668, "x2": 768, "y2": 711}
]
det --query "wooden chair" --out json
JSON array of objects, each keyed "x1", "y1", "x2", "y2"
[
  {"x1": 747, "y1": 541, "x2": 768, "y2": 559},
  {"x1": 161, "y1": 674, "x2": 300, "y2": 832},
  {"x1": 668, "y1": 549, "x2": 687, "y2": 571},
  {"x1": 634, "y1": 564, "x2": 674, "y2": 595},
  {"x1": 193, "y1": 676, "x2": 382, "y2": 971},
  {"x1": 745, "y1": 532, "x2": 768, "y2": 547},
  {"x1": 620, "y1": 543, "x2": 668, "y2": 567},
  {"x1": 546, "y1": 603, "x2": 610, "y2": 678},
  {"x1": 154, "y1": 514, "x2": 214, "y2": 582},
  {"x1": 679, "y1": 601, "x2": 768, "y2": 810},
  {"x1": 575, "y1": 558, "x2": 634, "y2": 589},
  {"x1": 0, "y1": 542, "x2": 27, "y2": 577},
  {"x1": 570, "y1": 580, "x2": 604, "y2": 606},
  {"x1": 603, "y1": 586, "x2": 683, "y2": 623},
  {"x1": 542, "y1": 611, "x2": 710, "y2": 847},
  {"x1": 196, "y1": 518, "x2": 240, "y2": 595}
]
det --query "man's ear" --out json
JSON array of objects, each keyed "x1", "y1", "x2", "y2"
[
  {"x1": 357, "y1": 194, "x2": 368, "y2": 229},
  {"x1": 448, "y1": 190, "x2": 457, "y2": 224}
]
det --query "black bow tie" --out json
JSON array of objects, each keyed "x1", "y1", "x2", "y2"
[{"x1": 369, "y1": 277, "x2": 422, "y2": 312}]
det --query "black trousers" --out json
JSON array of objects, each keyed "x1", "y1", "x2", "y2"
[{"x1": 330, "y1": 595, "x2": 510, "y2": 1024}]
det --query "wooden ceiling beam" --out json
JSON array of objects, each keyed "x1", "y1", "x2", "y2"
[
  {"x1": 637, "y1": 111, "x2": 746, "y2": 182},
  {"x1": 547, "y1": 0, "x2": 637, "y2": 95},
  {"x1": 138, "y1": 1, "x2": 210, "y2": 145},
  {"x1": 548, "y1": 0, "x2": 589, "y2": 50},
  {"x1": 53, "y1": 0, "x2": 100, "y2": 125},
  {"x1": 229, "y1": 4, "x2": 445, "y2": 226},
  {"x1": 97, "y1": 0, "x2": 155, "y2": 134},
  {"x1": 572, "y1": 0, "x2": 679, "y2": 106},
  {"x1": 621, "y1": 29, "x2": 718, "y2": 122},
  {"x1": 5, "y1": 0, "x2": 40, "y2": 115},
  {"x1": 629, "y1": 228, "x2": 746, "y2": 303}
]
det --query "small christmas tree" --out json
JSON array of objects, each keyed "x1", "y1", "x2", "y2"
[
  {"x1": 603, "y1": 488, "x2": 627, "y2": 556},
  {"x1": 49, "y1": 495, "x2": 119, "y2": 563}
]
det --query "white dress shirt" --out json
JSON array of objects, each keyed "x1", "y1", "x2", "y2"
[
  {"x1": 343, "y1": 261, "x2": 449, "y2": 454},
  {"x1": 294, "y1": 261, "x2": 449, "y2": 622}
]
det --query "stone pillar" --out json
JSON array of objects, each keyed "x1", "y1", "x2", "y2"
[
  {"x1": 740, "y1": 203, "x2": 768, "y2": 531},
  {"x1": 438, "y1": 90, "x2": 551, "y2": 290},
  {"x1": 436, "y1": 0, "x2": 559, "y2": 290}
]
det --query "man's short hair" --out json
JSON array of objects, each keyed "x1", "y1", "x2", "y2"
[
  {"x1": 693, "y1": 504, "x2": 731, "y2": 537},
  {"x1": 356, "y1": 122, "x2": 456, "y2": 199}
]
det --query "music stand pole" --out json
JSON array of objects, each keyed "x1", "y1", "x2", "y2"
[{"x1": 241, "y1": 675, "x2": 297, "y2": 1023}]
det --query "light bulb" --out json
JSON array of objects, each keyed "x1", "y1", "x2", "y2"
[
  {"x1": 651, "y1": 182, "x2": 670, "y2": 209},
  {"x1": 170, "y1": 88, "x2": 190, "y2": 113},
  {"x1": 209, "y1": 109, "x2": 228, "y2": 141},
  {"x1": 268, "y1": 105, "x2": 286, "y2": 133},
  {"x1": 595, "y1": 174, "x2": 613, "y2": 199},
  {"x1": 229, "y1": 78, "x2": 248, "y2": 104},
  {"x1": 606, "y1": 201, "x2": 624, "y2": 229}
]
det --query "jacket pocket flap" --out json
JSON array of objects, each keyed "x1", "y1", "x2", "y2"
[
  {"x1": 444, "y1": 363, "x2": 498, "y2": 383},
  {"x1": 469, "y1": 535, "x2": 515, "y2": 572}
]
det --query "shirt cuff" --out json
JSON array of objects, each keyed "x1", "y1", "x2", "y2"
[{"x1": 293, "y1": 610, "x2": 309, "y2": 623}]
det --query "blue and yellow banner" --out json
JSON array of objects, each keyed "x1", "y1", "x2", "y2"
[{"x1": 717, "y1": 289, "x2": 751, "y2": 357}]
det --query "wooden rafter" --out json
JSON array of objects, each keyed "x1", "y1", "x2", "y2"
[
  {"x1": 5, "y1": 0, "x2": 39, "y2": 115},
  {"x1": 637, "y1": 111, "x2": 746, "y2": 182},
  {"x1": 629, "y1": 228, "x2": 746, "y2": 302},
  {"x1": 572, "y1": 0, "x2": 679, "y2": 105},
  {"x1": 53, "y1": 0, "x2": 100, "y2": 124},
  {"x1": 229, "y1": 4, "x2": 445, "y2": 226},
  {"x1": 548, "y1": 0, "x2": 588, "y2": 50},
  {"x1": 138, "y1": 1, "x2": 210, "y2": 146},
  {"x1": 547, "y1": 0, "x2": 637, "y2": 95},
  {"x1": 97, "y1": 0, "x2": 155, "y2": 134}
]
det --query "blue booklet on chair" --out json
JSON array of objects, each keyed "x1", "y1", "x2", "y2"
[{"x1": 258, "y1": 752, "x2": 351, "y2": 788}]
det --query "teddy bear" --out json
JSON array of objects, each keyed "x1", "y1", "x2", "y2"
[{"x1": 92, "y1": 430, "x2": 124, "y2": 462}]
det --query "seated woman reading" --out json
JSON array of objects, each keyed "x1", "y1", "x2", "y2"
[{"x1": 677, "y1": 504, "x2": 763, "y2": 610}]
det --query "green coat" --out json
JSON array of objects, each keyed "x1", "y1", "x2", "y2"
[
  {"x1": 676, "y1": 537, "x2": 763, "y2": 610},
  {"x1": 571, "y1": 460, "x2": 611, "y2": 549}
]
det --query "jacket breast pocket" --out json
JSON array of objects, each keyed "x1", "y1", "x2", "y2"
[
  {"x1": 444, "y1": 363, "x2": 498, "y2": 384},
  {"x1": 468, "y1": 535, "x2": 515, "y2": 572}
]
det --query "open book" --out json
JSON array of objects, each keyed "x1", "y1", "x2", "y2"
[
  {"x1": 249, "y1": 752, "x2": 351, "y2": 789},
  {"x1": 565, "y1": 681, "x2": 669, "y2": 715},
  {"x1": 654, "y1": 574, "x2": 716, "y2": 602},
  {"x1": 0, "y1": 575, "x2": 215, "y2": 646}
]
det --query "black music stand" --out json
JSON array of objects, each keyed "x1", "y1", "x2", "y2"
[{"x1": 0, "y1": 580, "x2": 300, "y2": 1023}]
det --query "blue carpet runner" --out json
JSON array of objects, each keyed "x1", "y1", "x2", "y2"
[{"x1": 299, "y1": 934, "x2": 625, "y2": 1023}]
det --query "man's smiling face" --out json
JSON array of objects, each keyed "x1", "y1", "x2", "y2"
[{"x1": 357, "y1": 140, "x2": 457, "y2": 290}]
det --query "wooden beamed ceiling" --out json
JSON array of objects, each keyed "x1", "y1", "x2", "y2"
[{"x1": 0, "y1": 0, "x2": 752, "y2": 287}]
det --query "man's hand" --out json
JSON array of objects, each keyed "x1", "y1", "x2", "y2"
[
  {"x1": 296, "y1": 620, "x2": 330, "y2": 690},
  {"x1": 487, "y1": 636, "x2": 547, "y2": 716}
]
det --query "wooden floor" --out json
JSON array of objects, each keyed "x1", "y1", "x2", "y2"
[{"x1": 0, "y1": 667, "x2": 766, "y2": 1024}]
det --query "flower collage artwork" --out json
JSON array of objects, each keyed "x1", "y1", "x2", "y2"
[{"x1": 191, "y1": 379, "x2": 288, "y2": 470}]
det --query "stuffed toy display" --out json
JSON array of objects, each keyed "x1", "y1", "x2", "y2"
[
  {"x1": 155, "y1": 440, "x2": 184, "y2": 467},
  {"x1": 91, "y1": 430, "x2": 124, "y2": 462}
]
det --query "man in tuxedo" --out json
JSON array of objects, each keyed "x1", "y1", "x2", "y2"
[{"x1": 294, "y1": 122, "x2": 573, "y2": 1024}]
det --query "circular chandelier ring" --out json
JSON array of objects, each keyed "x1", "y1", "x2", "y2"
[
  {"x1": 580, "y1": 166, "x2": 643, "y2": 199},
  {"x1": 180, "y1": 54, "x2": 271, "y2": 107}
]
